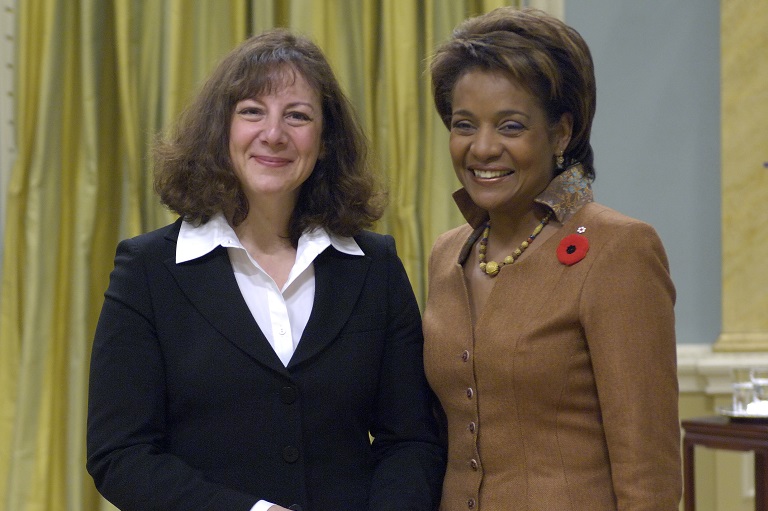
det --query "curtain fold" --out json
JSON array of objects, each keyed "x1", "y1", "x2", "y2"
[{"x1": 0, "y1": 1, "x2": 528, "y2": 509}]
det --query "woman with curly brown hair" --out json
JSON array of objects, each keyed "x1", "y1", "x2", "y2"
[{"x1": 87, "y1": 29, "x2": 445, "y2": 511}]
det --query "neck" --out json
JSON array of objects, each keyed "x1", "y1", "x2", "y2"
[
  {"x1": 477, "y1": 207, "x2": 552, "y2": 277},
  {"x1": 233, "y1": 205, "x2": 298, "y2": 289},
  {"x1": 234, "y1": 202, "x2": 295, "y2": 253},
  {"x1": 487, "y1": 204, "x2": 548, "y2": 241}
]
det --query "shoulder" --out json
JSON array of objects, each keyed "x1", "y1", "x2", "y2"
[
  {"x1": 572, "y1": 202, "x2": 664, "y2": 248},
  {"x1": 347, "y1": 231, "x2": 417, "y2": 302},
  {"x1": 567, "y1": 202, "x2": 671, "y2": 277},
  {"x1": 433, "y1": 224, "x2": 475, "y2": 251},
  {"x1": 430, "y1": 224, "x2": 476, "y2": 264},
  {"x1": 352, "y1": 230, "x2": 396, "y2": 257},
  {"x1": 115, "y1": 219, "x2": 182, "y2": 260},
  {"x1": 103, "y1": 220, "x2": 185, "y2": 299},
  {"x1": 575, "y1": 202, "x2": 649, "y2": 228}
]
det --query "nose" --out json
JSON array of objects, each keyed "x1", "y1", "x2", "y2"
[
  {"x1": 470, "y1": 126, "x2": 502, "y2": 161},
  {"x1": 259, "y1": 115, "x2": 287, "y2": 147}
]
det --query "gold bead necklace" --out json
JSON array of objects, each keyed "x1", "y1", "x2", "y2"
[{"x1": 478, "y1": 210, "x2": 553, "y2": 277}]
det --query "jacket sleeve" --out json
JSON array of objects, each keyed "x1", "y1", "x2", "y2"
[
  {"x1": 367, "y1": 235, "x2": 447, "y2": 511},
  {"x1": 581, "y1": 221, "x2": 682, "y2": 510},
  {"x1": 86, "y1": 237, "x2": 257, "y2": 511}
]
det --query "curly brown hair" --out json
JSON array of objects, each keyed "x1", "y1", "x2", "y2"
[
  {"x1": 430, "y1": 7, "x2": 596, "y2": 179},
  {"x1": 153, "y1": 29, "x2": 386, "y2": 245}
]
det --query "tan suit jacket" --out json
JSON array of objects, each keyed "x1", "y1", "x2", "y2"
[{"x1": 424, "y1": 201, "x2": 681, "y2": 511}]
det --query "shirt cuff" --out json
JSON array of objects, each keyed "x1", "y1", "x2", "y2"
[{"x1": 251, "y1": 500, "x2": 277, "y2": 511}]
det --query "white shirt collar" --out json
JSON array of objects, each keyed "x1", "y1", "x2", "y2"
[{"x1": 176, "y1": 212, "x2": 364, "y2": 264}]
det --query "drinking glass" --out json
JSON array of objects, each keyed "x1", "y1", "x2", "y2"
[
  {"x1": 750, "y1": 367, "x2": 768, "y2": 402},
  {"x1": 732, "y1": 382, "x2": 754, "y2": 412}
]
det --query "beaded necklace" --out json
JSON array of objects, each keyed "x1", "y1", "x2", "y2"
[{"x1": 478, "y1": 210, "x2": 553, "y2": 277}]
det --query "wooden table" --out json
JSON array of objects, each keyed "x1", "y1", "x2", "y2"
[{"x1": 681, "y1": 415, "x2": 768, "y2": 511}]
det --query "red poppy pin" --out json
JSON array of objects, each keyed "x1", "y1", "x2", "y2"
[{"x1": 557, "y1": 233, "x2": 589, "y2": 266}]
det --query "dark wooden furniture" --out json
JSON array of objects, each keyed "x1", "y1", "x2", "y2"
[{"x1": 682, "y1": 415, "x2": 768, "y2": 511}]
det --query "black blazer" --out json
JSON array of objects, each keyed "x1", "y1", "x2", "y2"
[{"x1": 87, "y1": 219, "x2": 445, "y2": 511}]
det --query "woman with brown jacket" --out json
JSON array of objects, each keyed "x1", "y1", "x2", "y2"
[{"x1": 423, "y1": 7, "x2": 681, "y2": 511}]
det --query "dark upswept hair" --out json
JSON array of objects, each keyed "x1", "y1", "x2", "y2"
[
  {"x1": 430, "y1": 7, "x2": 597, "y2": 179},
  {"x1": 153, "y1": 29, "x2": 386, "y2": 245}
]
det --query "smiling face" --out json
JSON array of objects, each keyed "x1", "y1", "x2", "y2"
[
  {"x1": 229, "y1": 67, "x2": 323, "y2": 210},
  {"x1": 449, "y1": 68, "x2": 571, "y2": 219}
]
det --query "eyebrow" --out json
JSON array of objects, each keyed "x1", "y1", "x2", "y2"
[
  {"x1": 237, "y1": 98, "x2": 318, "y2": 112},
  {"x1": 286, "y1": 102, "x2": 318, "y2": 111},
  {"x1": 451, "y1": 108, "x2": 530, "y2": 119}
]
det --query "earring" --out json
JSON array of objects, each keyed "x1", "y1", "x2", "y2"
[{"x1": 556, "y1": 153, "x2": 565, "y2": 170}]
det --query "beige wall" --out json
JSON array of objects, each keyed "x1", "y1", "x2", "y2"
[{"x1": 715, "y1": 0, "x2": 768, "y2": 351}]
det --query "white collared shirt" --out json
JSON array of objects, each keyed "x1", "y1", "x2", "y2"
[
  {"x1": 177, "y1": 213, "x2": 364, "y2": 511},
  {"x1": 177, "y1": 213, "x2": 364, "y2": 368}
]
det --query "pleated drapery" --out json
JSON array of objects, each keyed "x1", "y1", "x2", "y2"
[{"x1": 0, "y1": 2, "x2": 575, "y2": 510}]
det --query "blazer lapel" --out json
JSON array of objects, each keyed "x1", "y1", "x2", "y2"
[
  {"x1": 288, "y1": 247, "x2": 371, "y2": 368},
  {"x1": 164, "y1": 238, "x2": 288, "y2": 376}
]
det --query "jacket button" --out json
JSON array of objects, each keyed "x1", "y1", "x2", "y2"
[
  {"x1": 470, "y1": 459, "x2": 478, "y2": 470},
  {"x1": 282, "y1": 445, "x2": 299, "y2": 463},
  {"x1": 280, "y1": 386, "x2": 297, "y2": 404},
  {"x1": 467, "y1": 498, "x2": 476, "y2": 508},
  {"x1": 461, "y1": 350, "x2": 470, "y2": 362},
  {"x1": 466, "y1": 387, "x2": 473, "y2": 399},
  {"x1": 288, "y1": 505, "x2": 302, "y2": 511},
  {"x1": 468, "y1": 421, "x2": 476, "y2": 433}
]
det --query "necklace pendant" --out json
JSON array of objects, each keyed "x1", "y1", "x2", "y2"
[
  {"x1": 485, "y1": 261, "x2": 500, "y2": 276},
  {"x1": 477, "y1": 210, "x2": 553, "y2": 279}
]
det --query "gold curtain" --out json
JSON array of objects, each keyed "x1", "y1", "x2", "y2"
[{"x1": 0, "y1": 1, "x2": 518, "y2": 509}]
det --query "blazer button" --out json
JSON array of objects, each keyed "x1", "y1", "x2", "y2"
[
  {"x1": 461, "y1": 350, "x2": 470, "y2": 362},
  {"x1": 468, "y1": 421, "x2": 476, "y2": 433},
  {"x1": 280, "y1": 386, "x2": 297, "y2": 404},
  {"x1": 467, "y1": 498, "x2": 476, "y2": 509},
  {"x1": 470, "y1": 459, "x2": 478, "y2": 470},
  {"x1": 466, "y1": 387, "x2": 473, "y2": 399},
  {"x1": 282, "y1": 445, "x2": 300, "y2": 463},
  {"x1": 288, "y1": 505, "x2": 302, "y2": 511}
]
